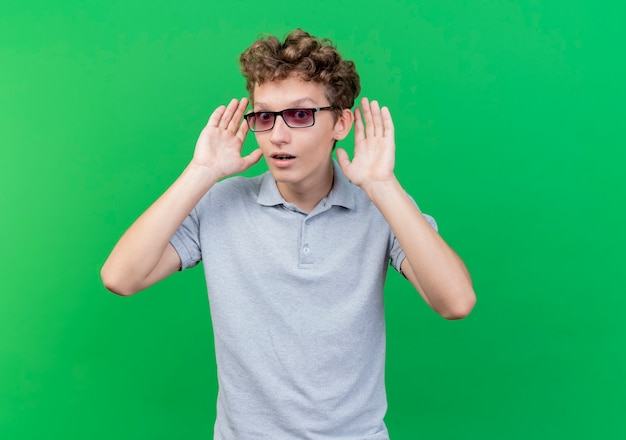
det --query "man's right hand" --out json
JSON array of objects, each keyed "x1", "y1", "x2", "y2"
[
  {"x1": 191, "y1": 97, "x2": 263, "y2": 180},
  {"x1": 101, "y1": 97, "x2": 263, "y2": 296}
]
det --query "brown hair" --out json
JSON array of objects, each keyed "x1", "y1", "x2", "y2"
[{"x1": 240, "y1": 29, "x2": 360, "y2": 114}]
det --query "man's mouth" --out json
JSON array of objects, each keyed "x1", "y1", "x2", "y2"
[{"x1": 272, "y1": 154, "x2": 296, "y2": 160}]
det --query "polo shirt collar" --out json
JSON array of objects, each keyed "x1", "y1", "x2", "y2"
[{"x1": 257, "y1": 160, "x2": 356, "y2": 210}]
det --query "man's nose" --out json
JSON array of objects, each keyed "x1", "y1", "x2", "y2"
[{"x1": 270, "y1": 115, "x2": 290, "y2": 144}]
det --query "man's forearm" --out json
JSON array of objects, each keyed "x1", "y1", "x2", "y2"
[
  {"x1": 364, "y1": 178, "x2": 475, "y2": 319},
  {"x1": 101, "y1": 163, "x2": 220, "y2": 294}
]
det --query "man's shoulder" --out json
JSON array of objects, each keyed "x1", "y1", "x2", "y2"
[
  {"x1": 215, "y1": 173, "x2": 265, "y2": 192},
  {"x1": 199, "y1": 173, "x2": 266, "y2": 207}
]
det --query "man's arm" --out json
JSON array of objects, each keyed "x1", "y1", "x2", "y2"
[
  {"x1": 101, "y1": 98, "x2": 262, "y2": 296},
  {"x1": 336, "y1": 98, "x2": 475, "y2": 319}
]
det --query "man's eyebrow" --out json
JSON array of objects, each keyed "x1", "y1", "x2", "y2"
[{"x1": 254, "y1": 97, "x2": 319, "y2": 110}]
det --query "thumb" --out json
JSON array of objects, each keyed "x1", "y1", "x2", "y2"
[
  {"x1": 241, "y1": 148, "x2": 263, "y2": 170},
  {"x1": 335, "y1": 148, "x2": 351, "y2": 172}
]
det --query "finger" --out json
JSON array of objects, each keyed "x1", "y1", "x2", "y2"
[
  {"x1": 353, "y1": 107, "x2": 365, "y2": 144},
  {"x1": 219, "y1": 99, "x2": 240, "y2": 129},
  {"x1": 235, "y1": 118, "x2": 249, "y2": 144},
  {"x1": 369, "y1": 100, "x2": 384, "y2": 135},
  {"x1": 381, "y1": 106, "x2": 394, "y2": 138},
  {"x1": 228, "y1": 97, "x2": 249, "y2": 132},
  {"x1": 361, "y1": 97, "x2": 376, "y2": 138},
  {"x1": 207, "y1": 105, "x2": 227, "y2": 127}
]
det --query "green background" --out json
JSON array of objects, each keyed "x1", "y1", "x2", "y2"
[{"x1": 1, "y1": 0, "x2": 625, "y2": 438}]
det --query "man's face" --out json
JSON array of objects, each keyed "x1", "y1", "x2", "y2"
[{"x1": 251, "y1": 75, "x2": 350, "y2": 193}]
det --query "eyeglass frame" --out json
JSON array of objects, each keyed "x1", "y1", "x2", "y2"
[{"x1": 243, "y1": 106, "x2": 337, "y2": 132}]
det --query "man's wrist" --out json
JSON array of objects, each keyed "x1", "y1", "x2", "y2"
[
  {"x1": 182, "y1": 162, "x2": 222, "y2": 191},
  {"x1": 361, "y1": 177, "x2": 402, "y2": 202}
]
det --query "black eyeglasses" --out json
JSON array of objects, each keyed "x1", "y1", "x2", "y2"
[{"x1": 243, "y1": 106, "x2": 335, "y2": 132}]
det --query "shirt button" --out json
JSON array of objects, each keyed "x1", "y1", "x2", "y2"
[{"x1": 303, "y1": 246, "x2": 311, "y2": 254}]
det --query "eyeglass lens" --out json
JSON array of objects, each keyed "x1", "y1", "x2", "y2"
[{"x1": 249, "y1": 109, "x2": 315, "y2": 131}]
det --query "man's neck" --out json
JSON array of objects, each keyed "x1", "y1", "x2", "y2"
[{"x1": 276, "y1": 163, "x2": 334, "y2": 213}]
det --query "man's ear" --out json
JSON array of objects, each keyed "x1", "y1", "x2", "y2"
[{"x1": 333, "y1": 108, "x2": 355, "y2": 141}]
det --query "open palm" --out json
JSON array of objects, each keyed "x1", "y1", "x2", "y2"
[{"x1": 336, "y1": 97, "x2": 396, "y2": 190}]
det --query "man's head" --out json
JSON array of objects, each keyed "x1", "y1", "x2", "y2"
[
  {"x1": 240, "y1": 29, "x2": 361, "y2": 116},
  {"x1": 238, "y1": 30, "x2": 358, "y2": 201}
]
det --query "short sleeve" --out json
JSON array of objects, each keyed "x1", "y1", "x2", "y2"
[
  {"x1": 170, "y1": 207, "x2": 202, "y2": 270},
  {"x1": 389, "y1": 213, "x2": 438, "y2": 273}
]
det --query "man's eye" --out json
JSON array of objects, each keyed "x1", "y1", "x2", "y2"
[
  {"x1": 258, "y1": 112, "x2": 273, "y2": 121},
  {"x1": 293, "y1": 110, "x2": 311, "y2": 120}
]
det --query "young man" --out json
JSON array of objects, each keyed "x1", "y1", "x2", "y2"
[{"x1": 102, "y1": 29, "x2": 475, "y2": 439}]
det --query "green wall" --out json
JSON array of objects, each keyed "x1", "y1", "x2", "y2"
[{"x1": 1, "y1": 1, "x2": 624, "y2": 438}]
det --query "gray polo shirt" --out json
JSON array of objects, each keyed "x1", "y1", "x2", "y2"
[{"x1": 170, "y1": 161, "x2": 436, "y2": 440}]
